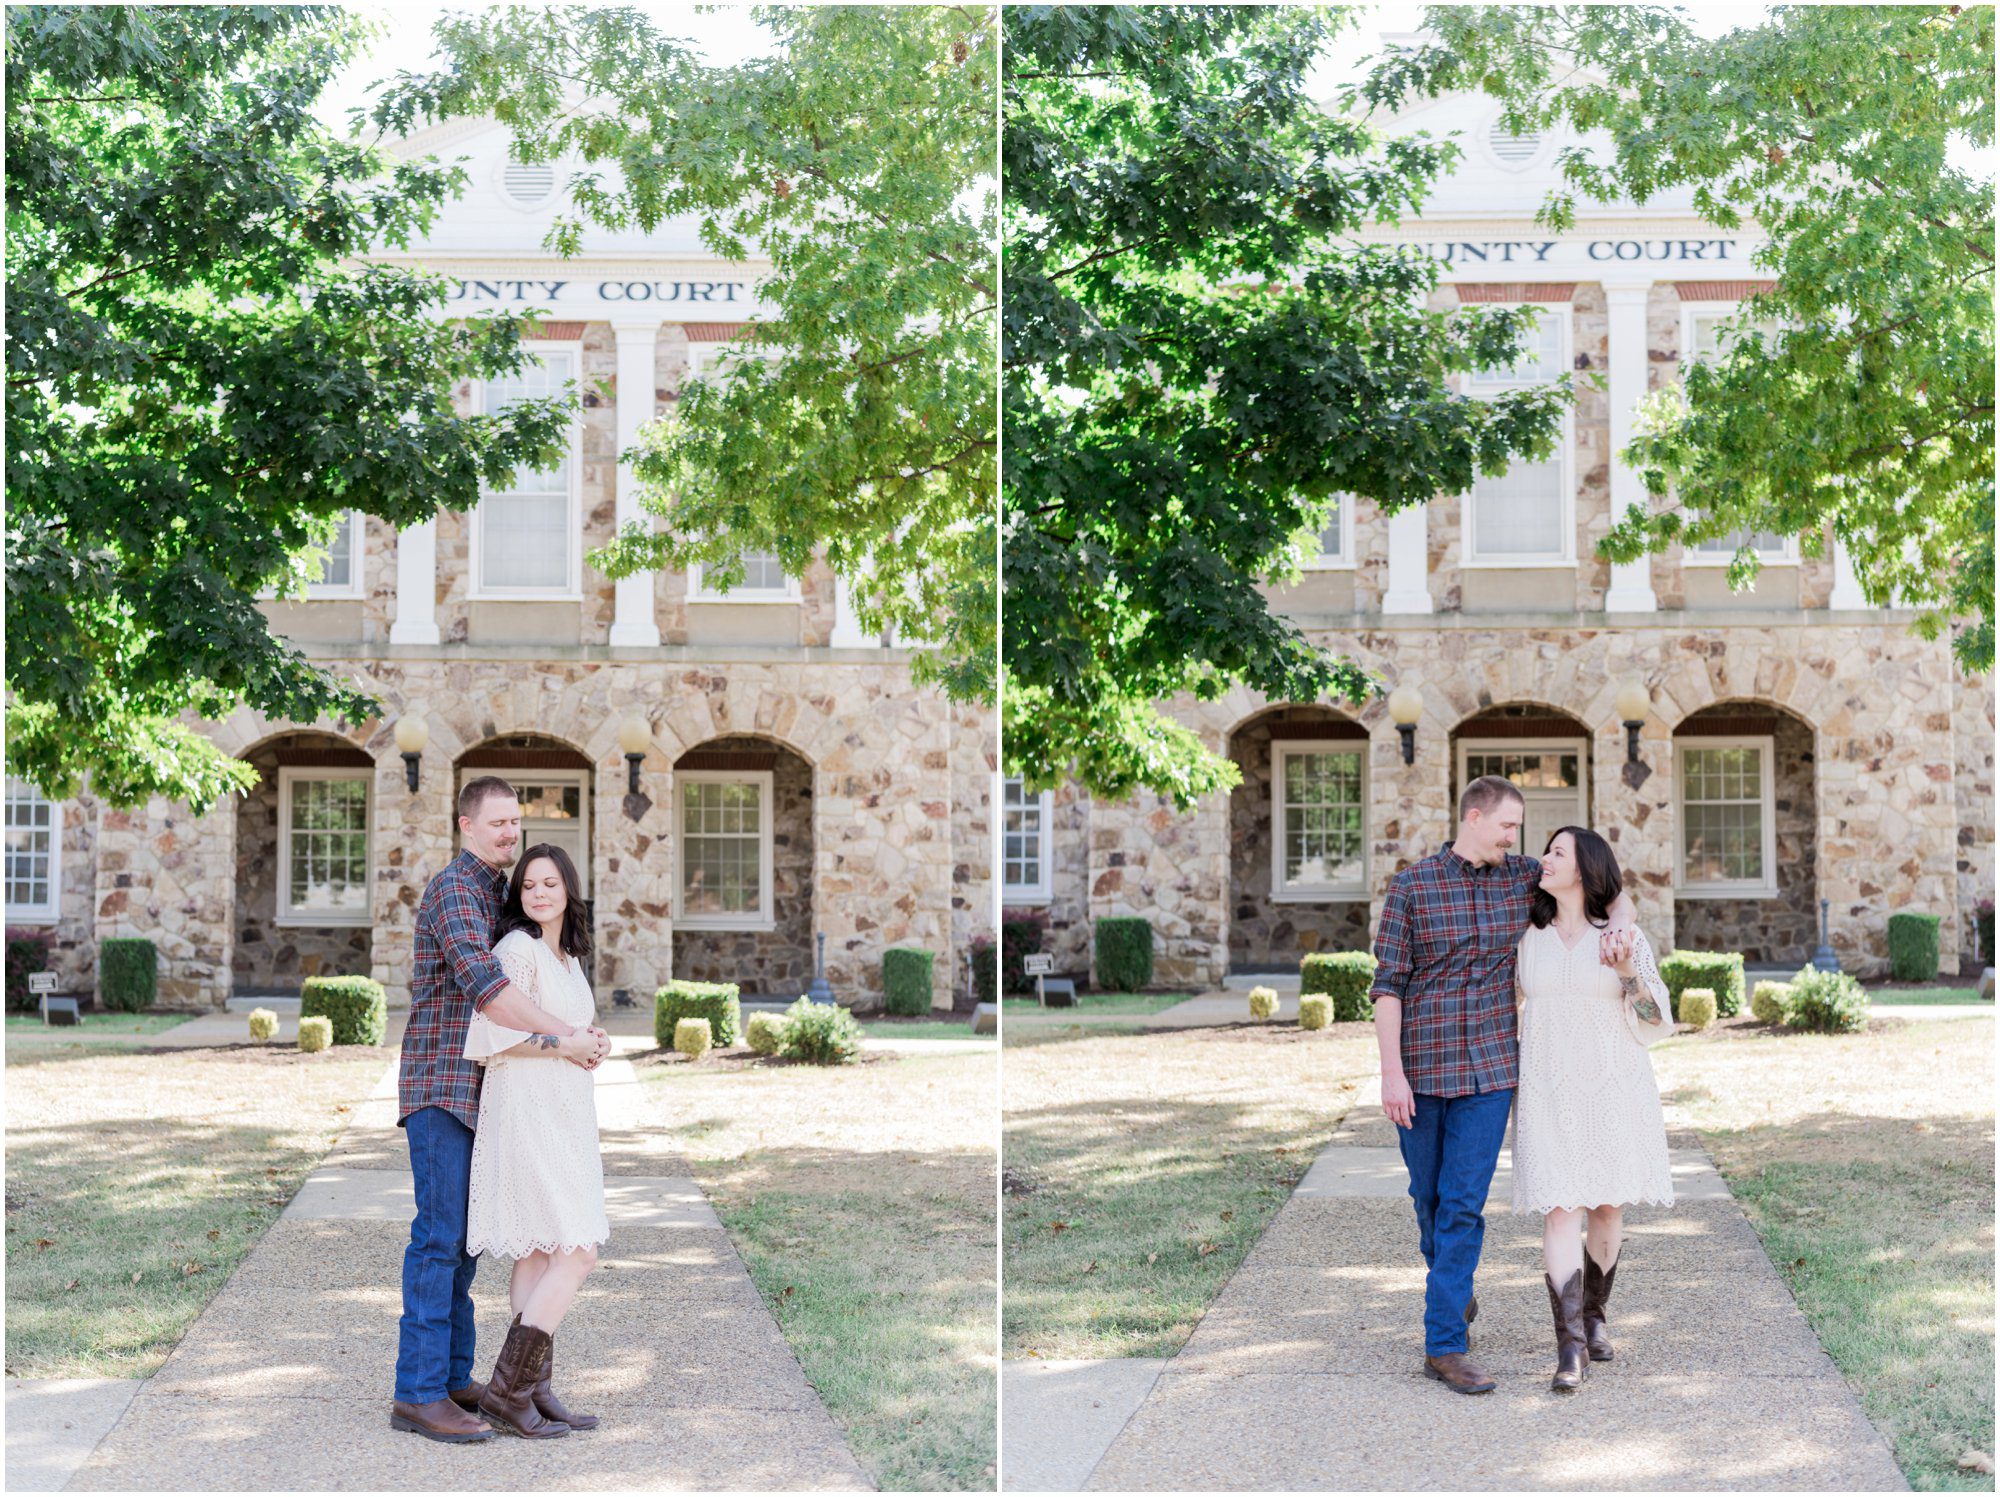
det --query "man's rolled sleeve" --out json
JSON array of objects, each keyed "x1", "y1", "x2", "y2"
[
  {"x1": 1370, "y1": 876, "x2": 1413, "y2": 1004},
  {"x1": 435, "y1": 879, "x2": 510, "y2": 1011}
]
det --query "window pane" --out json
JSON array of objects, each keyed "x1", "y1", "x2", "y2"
[
  {"x1": 1473, "y1": 452, "x2": 1564, "y2": 557},
  {"x1": 1680, "y1": 747, "x2": 1765, "y2": 884},
  {"x1": 319, "y1": 511, "x2": 357, "y2": 589},
  {"x1": 480, "y1": 351, "x2": 573, "y2": 589},
  {"x1": 1278, "y1": 751, "x2": 1363, "y2": 887},
  {"x1": 1473, "y1": 311, "x2": 1563, "y2": 385},
  {"x1": 682, "y1": 779, "x2": 763, "y2": 915},
  {"x1": 1002, "y1": 777, "x2": 1044, "y2": 889},
  {"x1": 1318, "y1": 496, "x2": 1345, "y2": 560},
  {"x1": 286, "y1": 776, "x2": 369, "y2": 914}
]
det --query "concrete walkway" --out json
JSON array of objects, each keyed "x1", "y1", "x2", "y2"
[
  {"x1": 1007, "y1": 1083, "x2": 1908, "y2": 1492},
  {"x1": 55, "y1": 1047, "x2": 872, "y2": 1492}
]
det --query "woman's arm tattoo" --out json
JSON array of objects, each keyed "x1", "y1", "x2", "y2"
[
  {"x1": 529, "y1": 1032, "x2": 560, "y2": 1051},
  {"x1": 1619, "y1": 973, "x2": 1662, "y2": 1025}
]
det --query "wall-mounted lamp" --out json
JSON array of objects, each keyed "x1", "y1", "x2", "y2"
[
  {"x1": 1388, "y1": 684, "x2": 1424, "y2": 765},
  {"x1": 616, "y1": 713, "x2": 652, "y2": 795},
  {"x1": 1615, "y1": 680, "x2": 1652, "y2": 765},
  {"x1": 393, "y1": 715, "x2": 428, "y2": 794}
]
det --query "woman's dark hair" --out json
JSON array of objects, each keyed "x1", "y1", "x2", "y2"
[
  {"x1": 496, "y1": 842, "x2": 593, "y2": 961},
  {"x1": 1528, "y1": 825, "x2": 1623, "y2": 930}
]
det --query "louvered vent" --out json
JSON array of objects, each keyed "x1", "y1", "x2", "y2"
[
  {"x1": 501, "y1": 161, "x2": 557, "y2": 205},
  {"x1": 1488, "y1": 121, "x2": 1542, "y2": 165}
]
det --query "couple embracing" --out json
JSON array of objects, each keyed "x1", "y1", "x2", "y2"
[
  {"x1": 388, "y1": 776, "x2": 614, "y2": 1442},
  {"x1": 1370, "y1": 775, "x2": 1677, "y2": 1395}
]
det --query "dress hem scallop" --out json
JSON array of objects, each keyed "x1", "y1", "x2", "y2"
[
  {"x1": 468, "y1": 1230, "x2": 611, "y2": 1260},
  {"x1": 1511, "y1": 1192, "x2": 1676, "y2": 1214}
]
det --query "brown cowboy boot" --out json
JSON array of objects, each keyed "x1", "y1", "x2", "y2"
[
  {"x1": 1464, "y1": 1292, "x2": 1478, "y2": 1350},
  {"x1": 532, "y1": 1332, "x2": 598, "y2": 1431},
  {"x1": 1546, "y1": 1269, "x2": 1589, "y2": 1394},
  {"x1": 447, "y1": 1378, "x2": 487, "y2": 1412},
  {"x1": 478, "y1": 1316, "x2": 569, "y2": 1438},
  {"x1": 390, "y1": 1397, "x2": 494, "y2": 1443},
  {"x1": 1582, "y1": 1252, "x2": 1619, "y2": 1362},
  {"x1": 1423, "y1": 1351, "x2": 1497, "y2": 1395}
]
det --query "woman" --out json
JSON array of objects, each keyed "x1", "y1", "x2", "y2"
[
  {"x1": 1511, "y1": 826, "x2": 1676, "y2": 1394},
  {"x1": 464, "y1": 843, "x2": 610, "y2": 1437}
]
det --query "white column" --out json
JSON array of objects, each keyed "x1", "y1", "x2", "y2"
[
  {"x1": 1829, "y1": 529, "x2": 1870, "y2": 609},
  {"x1": 388, "y1": 517, "x2": 439, "y2": 644},
  {"x1": 829, "y1": 566, "x2": 873, "y2": 647},
  {"x1": 1382, "y1": 501, "x2": 1432, "y2": 614},
  {"x1": 1604, "y1": 282, "x2": 1659, "y2": 613},
  {"x1": 610, "y1": 317, "x2": 663, "y2": 647}
]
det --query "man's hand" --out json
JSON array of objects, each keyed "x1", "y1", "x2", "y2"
[{"x1": 1381, "y1": 1070, "x2": 1415, "y2": 1129}]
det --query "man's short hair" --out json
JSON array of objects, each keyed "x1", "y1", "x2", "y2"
[
  {"x1": 1460, "y1": 775, "x2": 1524, "y2": 821},
  {"x1": 457, "y1": 775, "x2": 519, "y2": 824}
]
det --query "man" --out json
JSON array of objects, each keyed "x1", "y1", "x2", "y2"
[
  {"x1": 389, "y1": 776, "x2": 611, "y2": 1442},
  {"x1": 1369, "y1": 776, "x2": 1633, "y2": 1395}
]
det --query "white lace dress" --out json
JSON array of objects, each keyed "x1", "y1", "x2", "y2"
[
  {"x1": 463, "y1": 930, "x2": 609, "y2": 1259},
  {"x1": 1510, "y1": 923, "x2": 1677, "y2": 1215}
]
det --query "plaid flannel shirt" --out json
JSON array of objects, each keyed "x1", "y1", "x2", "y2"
[
  {"x1": 399, "y1": 849, "x2": 512, "y2": 1131},
  {"x1": 1369, "y1": 842, "x2": 1542, "y2": 1098}
]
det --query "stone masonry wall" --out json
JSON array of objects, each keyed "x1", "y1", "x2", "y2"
[
  {"x1": 40, "y1": 793, "x2": 100, "y2": 997},
  {"x1": 949, "y1": 700, "x2": 995, "y2": 1004},
  {"x1": 1954, "y1": 668, "x2": 1995, "y2": 968}
]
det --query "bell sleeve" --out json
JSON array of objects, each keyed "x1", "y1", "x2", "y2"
[
  {"x1": 464, "y1": 933, "x2": 540, "y2": 1063},
  {"x1": 1619, "y1": 929, "x2": 1677, "y2": 1047}
]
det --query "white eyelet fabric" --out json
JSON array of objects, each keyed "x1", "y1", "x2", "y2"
[
  {"x1": 465, "y1": 929, "x2": 610, "y2": 1259},
  {"x1": 1509, "y1": 924, "x2": 1677, "y2": 1216}
]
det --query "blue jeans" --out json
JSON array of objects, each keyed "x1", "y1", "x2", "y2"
[
  {"x1": 393, "y1": 1107, "x2": 480, "y2": 1404},
  {"x1": 1397, "y1": 1088, "x2": 1514, "y2": 1356}
]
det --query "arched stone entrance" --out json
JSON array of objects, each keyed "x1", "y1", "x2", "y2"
[
  {"x1": 1449, "y1": 704, "x2": 1595, "y2": 860},
  {"x1": 1671, "y1": 701, "x2": 1819, "y2": 964},
  {"x1": 454, "y1": 733, "x2": 597, "y2": 974},
  {"x1": 670, "y1": 734, "x2": 816, "y2": 999},
  {"x1": 1226, "y1": 705, "x2": 1372, "y2": 973},
  {"x1": 232, "y1": 731, "x2": 375, "y2": 997}
]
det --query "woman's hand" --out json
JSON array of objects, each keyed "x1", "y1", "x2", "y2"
[{"x1": 1600, "y1": 929, "x2": 1638, "y2": 979}]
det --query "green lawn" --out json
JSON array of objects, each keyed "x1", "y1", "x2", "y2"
[
  {"x1": 1001, "y1": 991, "x2": 1191, "y2": 1017},
  {"x1": 6, "y1": 1012, "x2": 194, "y2": 1036},
  {"x1": 5, "y1": 1044, "x2": 387, "y2": 1377},
  {"x1": 1865, "y1": 986, "x2": 1988, "y2": 1007},
  {"x1": 637, "y1": 1048, "x2": 995, "y2": 1491},
  {"x1": 1653, "y1": 1020, "x2": 1994, "y2": 1491},
  {"x1": 1003, "y1": 1023, "x2": 1376, "y2": 1359},
  {"x1": 857, "y1": 1016, "x2": 995, "y2": 1039}
]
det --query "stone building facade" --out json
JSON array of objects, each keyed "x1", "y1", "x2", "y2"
[
  {"x1": 1003, "y1": 81, "x2": 1992, "y2": 986},
  {"x1": 9, "y1": 118, "x2": 995, "y2": 1012}
]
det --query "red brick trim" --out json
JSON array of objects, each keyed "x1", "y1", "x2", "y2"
[
  {"x1": 271, "y1": 745, "x2": 374, "y2": 768},
  {"x1": 1675, "y1": 280, "x2": 1776, "y2": 301},
  {"x1": 675, "y1": 750, "x2": 781, "y2": 771},
  {"x1": 1268, "y1": 723, "x2": 1370, "y2": 742},
  {"x1": 457, "y1": 746, "x2": 595, "y2": 771},
  {"x1": 683, "y1": 322, "x2": 750, "y2": 342},
  {"x1": 1454, "y1": 283, "x2": 1577, "y2": 303},
  {"x1": 1454, "y1": 716, "x2": 1587, "y2": 739},
  {"x1": 522, "y1": 321, "x2": 587, "y2": 340}
]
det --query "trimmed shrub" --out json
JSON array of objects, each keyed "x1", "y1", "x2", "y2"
[
  {"x1": 745, "y1": 1012, "x2": 787, "y2": 1057},
  {"x1": 1095, "y1": 917, "x2": 1153, "y2": 992},
  {"x1": 1886, "y1": 912, "x2": 1941, "y2": 982},
  {"x1": 883, "y1": 947, "x2": 935, "y2": 1017},
  {"x1": 970, "y1": 935, "x2": 998, "y2": 1004},
  {"x1": 6, "y1": 927, "x2": 55, "y2": 1013},
  {"x1": 1301, "y1": 952, "x2": 1377, "y2": 1022},
  {"x1": 1247, "y1": 985, "x2": 1278, "y2": 1021},
  {"x1": 655, "y1": 980, "x2": 741, "y2": 1049},
  {"x1": 779, "y1": 996, "x2": 863, "y2": 1066},
  {"x1": 1678, "y1": 987, "x2": 1717, "y2": 1031},
  {"x1": 674, "y1": 1017, "x2": 713, "y2": 1061},
  {"x1": 1000, "y1": 909, "x2": 1046, "y2": 994},
  {"x1": 1977, "y1": 899, "x2": 1994, "y2": 967},
  {"x1": 300, "y1": 975, "x2": 386, "y2": 1046},
  {"x1": 1784, "y1": 965, "x2": 1870, "y2": 1034},
  {"x1": 247, "y1": 1007, "x2": 279, "y2": 1043},
  {"x1": 100, "y1": 938, "x2": 157, "y2": 1013},
  {"x1": 1659, "y1": 950, "x2": 1745, "y2": 1020},
  {"x1": 297, "y1": 1016, "x2": 333, "y2": 1053},
  {"x1": 1749, "y1": 981, "x2": 1794, "y2": 1026},
  {"x1": 1298, "y1": 994, "x2": 1332, "y2": 1031}
]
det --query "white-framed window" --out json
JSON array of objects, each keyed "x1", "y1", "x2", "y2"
[
  {"x1": 1001, "y1": 777, "x2": 1054, "y2": 903},
  {"x1": 1270, "y1": 743, "x2": 1368, "y2": 900},
  {"x1": 511, "y1": 773, "x2": 592, "y2": 899},
  {"x1": 689, "y1": 550, "x2": 800, "y2": 603},
  {"x1": 1678, "y1": 304, "x2": 1795, "y2": 566},
  {"x1": 1463, "y1": 305, "x2": 1573, "y2": 566},
  {"x1": 277, "y1": 769, "x2": 372, "y2": 925},
  {"x1": 1457, "y1": 740, "x2": 1588, "y2": 860},
  {"x1": 306, "y1": 510, "x2": 365, "y2": 598},
  {"x1": 1673, "y1": 737, "x2": 1779, "y2": 899},
  {"x1": 1304, "y1": 494, "x2": 1356, "y2": 570},
  {"x1": 470, "y1": 343, "x2": 582, "y2": 599},
  {"x1": 675, "y1": 770, "x2": 774, "y2": 930},
  {"x1": 5, "y1": 778, "x2": 61, "y2": 923}
]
